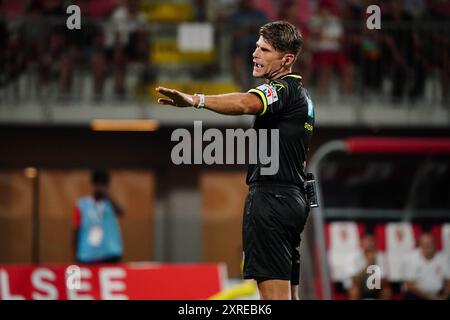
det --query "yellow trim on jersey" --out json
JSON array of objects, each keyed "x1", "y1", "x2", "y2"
[
  {"x1": 248, "y1": 88, "x2": 268, "y2": 116},
  {"x1": 271, "y1": 81, "x2": 285, "y2": 90},
  {"x1": 282, "y1": 74, "x2": 302, "y2": 80},
  {"x1": 304, "y1": 122, "x2": 313, "y2": 132}
]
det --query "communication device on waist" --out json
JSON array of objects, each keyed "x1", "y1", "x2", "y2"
[{"x1": 305, "y1": 173, "x2": 319, "y2": 208}]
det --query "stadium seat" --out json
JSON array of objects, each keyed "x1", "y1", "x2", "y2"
[
  {"x1": 326, "y1": 222, "x2": 365, "y2": 283},
  {"x1": 384, "y1": 222, "x2": 420, "y2": 282}
]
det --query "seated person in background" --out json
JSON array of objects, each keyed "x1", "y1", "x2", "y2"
[
  {"x1": 348, "y1": 233, "x2": 392, "y2": 300},
  {"x1": 403, "y1": 233, "x2": 450, "y2": 300}
]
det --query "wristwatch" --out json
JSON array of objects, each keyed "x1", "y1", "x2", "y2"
[{"x1": 194, "y1": 93, "x2": 205, "y2": 109}]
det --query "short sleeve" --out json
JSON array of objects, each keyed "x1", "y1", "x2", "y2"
[
  {"x1": 248, "y1": 80, "x2": 289, "y2": 115},
  {"x1": 403, "y1": 253, "x2": 417, "y2": 281},
  {"x1": 347, "y1": 250, "x2": 366, "y2": 278}
]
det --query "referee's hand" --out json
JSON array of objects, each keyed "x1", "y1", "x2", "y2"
[{"x1": 155, "y1": 86, "x2": 196, "y2": 108}]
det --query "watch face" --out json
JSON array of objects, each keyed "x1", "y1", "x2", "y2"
[{"x1": 195, "y1": 94, "x2": 205, "y2": 108}]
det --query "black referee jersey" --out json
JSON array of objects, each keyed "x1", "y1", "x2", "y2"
[{"x1": 247, "y1": 73, "x2": 315, "y2": 187}]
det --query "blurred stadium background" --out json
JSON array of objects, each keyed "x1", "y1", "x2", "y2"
[{"x1": 0, "y1": 0, "x2": 449, "y2": 300}]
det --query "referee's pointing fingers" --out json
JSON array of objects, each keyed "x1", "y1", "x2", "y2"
[
  {"x1": 156, "y1": 86, "x2": 176, "y2": 96},
  {"x1": 157, "y1": 98, "x2": 175, "y2": 106}
]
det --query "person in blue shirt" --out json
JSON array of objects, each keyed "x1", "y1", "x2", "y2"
[{"x1": 73, "y1": 170, "x2": 124, "y2": 264}]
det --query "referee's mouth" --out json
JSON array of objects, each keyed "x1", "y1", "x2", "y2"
[{"x1": 253, "y1": 62, "x2": 264, "y2": 74}]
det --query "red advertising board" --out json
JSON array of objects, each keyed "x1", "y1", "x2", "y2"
[{"x1": 0, "y1": 263, "x2": 226, "y2": 300}]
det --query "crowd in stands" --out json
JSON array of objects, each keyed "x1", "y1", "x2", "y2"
[
  {"x1": 0, "y1": 0, "x2": 152, "y2": 99},
  {"x1": 228, "y1": 0, "x2": 449, "y2": 104},
  {"x1": 0, "y1": 0, "x2": 449, "y2": 104}
]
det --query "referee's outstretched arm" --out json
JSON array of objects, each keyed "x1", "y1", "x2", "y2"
[{"x1": 155, "y1": 86, "x2": 263, "y2": 115}]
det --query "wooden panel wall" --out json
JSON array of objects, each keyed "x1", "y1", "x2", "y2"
[
  {"x1": 201, "y1": 172, "x2": 248, "y2": 277},
  {"x1": 0, "y1": 171, "x2": 33, "y2": 263}
]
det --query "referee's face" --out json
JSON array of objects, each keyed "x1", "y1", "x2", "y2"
[{"x1": 252, "y1": 36, "x2": 285, "y2": 80}]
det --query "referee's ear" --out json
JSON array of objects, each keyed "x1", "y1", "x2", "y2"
[{"x1": 283, "y1": 53, "x2": 296, "y2": 68}]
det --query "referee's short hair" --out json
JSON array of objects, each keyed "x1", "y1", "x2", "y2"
[{"x1": 259, "y1": 21, "x2": 303, "y2": 58}]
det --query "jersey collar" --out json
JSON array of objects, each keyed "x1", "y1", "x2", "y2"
[
  {"x1": 268, "y1": 73, "x2": 303, "y2": 83},
  {"x1": 280, "y1": 73, "x2": 302, "y2": 80}
]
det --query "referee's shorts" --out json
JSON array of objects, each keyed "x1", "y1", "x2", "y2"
[{"x1": 242, "y1": 183, "x2": 310, "y2": 285}]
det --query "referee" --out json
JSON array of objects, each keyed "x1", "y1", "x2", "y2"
[{"x1": 156, "y1": 21, "x2": 314, "y2": 300}]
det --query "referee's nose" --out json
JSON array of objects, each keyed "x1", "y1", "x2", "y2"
[{"x1": 252, "y1": 47, "x2": 259, "y2": 59}]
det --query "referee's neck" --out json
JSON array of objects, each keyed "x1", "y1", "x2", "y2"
[{"x1": 266, "y1": 69, "x2": 292, "y2": 82}]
